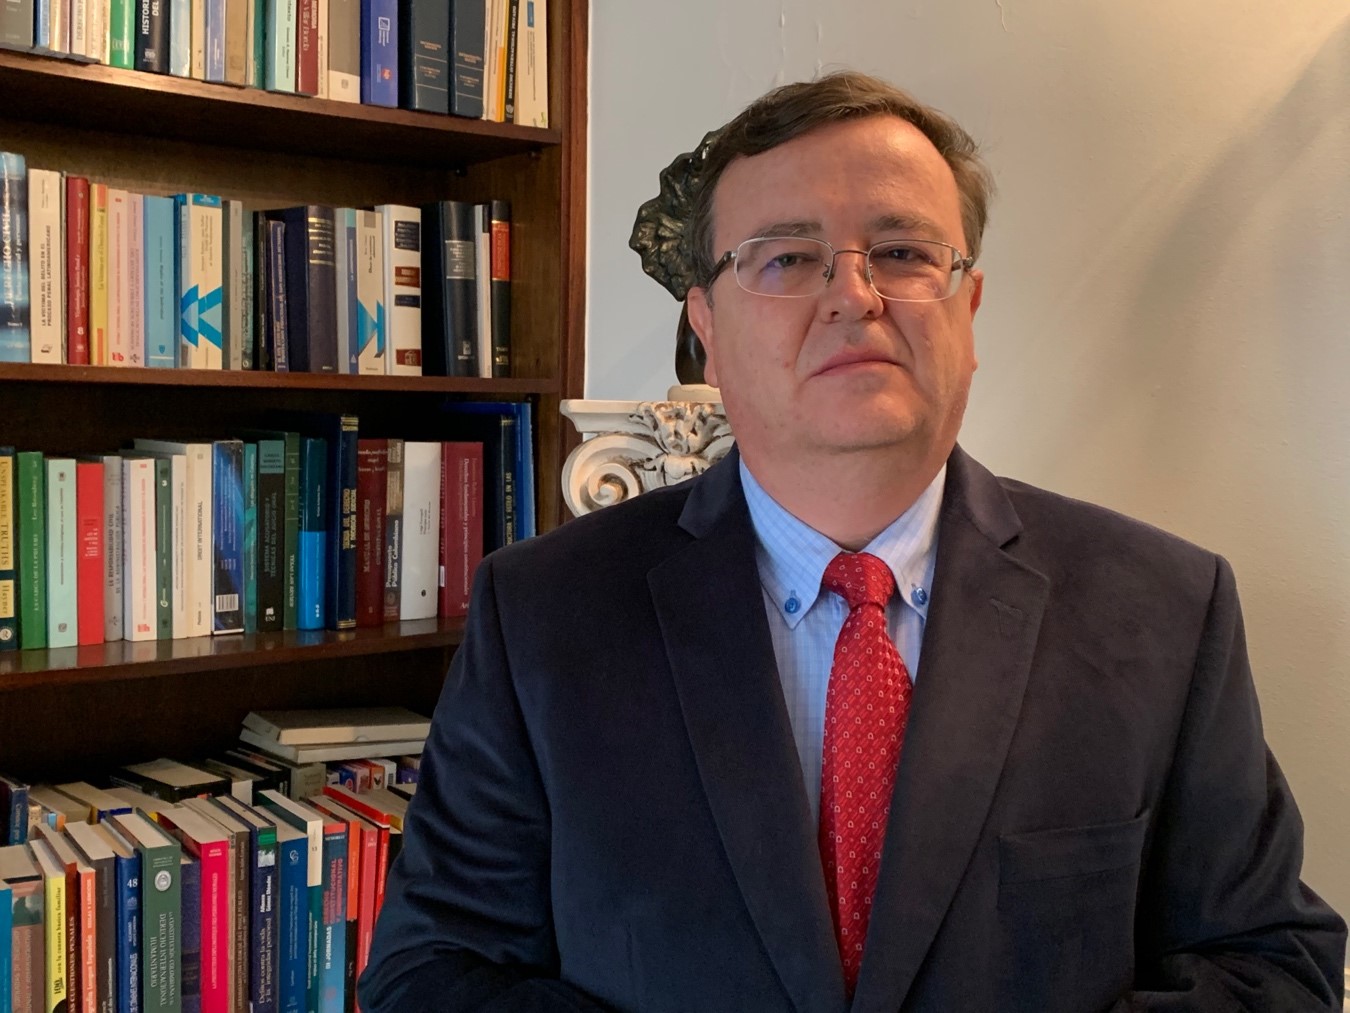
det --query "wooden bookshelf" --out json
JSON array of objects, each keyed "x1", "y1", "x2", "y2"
[{"x1": 0, "y1": 1, "x2": 589, "y2": 781}]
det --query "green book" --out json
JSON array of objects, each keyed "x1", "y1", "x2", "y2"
[
  {"x1": 154, "y1": 457, "x2": 173, "y2": 640},
  {"x1": 113, "y1": 811, "x2": 183, "y2": 1013},
  {"x1": 45, "y1": 458, "x2": 78, "y2": 648},
  {"x1": 0, "y1": 446, "x2": 16, "y2": 651},
  {"x1": 241, "y1": 431, "x2": 299, "y2": 630},
  {"x1": 15, "y1": 451, "x2": 46, "y2": 650},
  {"x1": 243, "y1": 443, "x2": 258, "y2": 634},
  {"x1": 109, "y1": 0, "x2": 136, "y2": 67}
]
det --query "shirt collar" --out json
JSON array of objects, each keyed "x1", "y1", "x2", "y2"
[{"x1": 740, "y1": 459, "x2": 945, "y2": 629}]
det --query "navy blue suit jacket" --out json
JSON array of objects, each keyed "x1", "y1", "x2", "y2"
[{"x1": 359, "y1": 447, "x2": 1344, "y2": 1012}]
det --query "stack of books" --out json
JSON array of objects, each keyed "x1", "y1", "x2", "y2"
[{"x1": 239, "y1": 705, "x2": 431, "y2": 763}]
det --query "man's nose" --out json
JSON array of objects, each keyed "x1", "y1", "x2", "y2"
[{"x1": 820, "y1": 249, "x2": 883, "y2": 316}]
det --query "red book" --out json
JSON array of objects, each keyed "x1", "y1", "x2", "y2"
[
  {"x1": 156, "y1": 809, "x2": 231, "y2": 1013},
  {"x1": 75, "y1": 460, "x2": 105, "y2": 645},
  {"x1": 65, "y1": 176, "x2": 90, "y2": 365},
  {"x1": 438, "y1": 442, "x2": 483, "y2": 618},
  {"x1": 321, "y1": 784, "x2": 394, "y2": 914},
  {"x1": 295, "y1": 0, "x2": 320, "y2": 94},
  {"x1": 355, "y1": 440, "x2": 388, "y2": 627}
]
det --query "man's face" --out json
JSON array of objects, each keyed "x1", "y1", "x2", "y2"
[{"x1": 686, "y1": 115, "x2": 983, "y2": 470}]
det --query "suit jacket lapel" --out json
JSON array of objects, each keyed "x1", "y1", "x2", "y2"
[
  {"x1": 852, "y1": 448, "x2": 1050, "y2": 1013},
  {"x1": 649, "y1": 450, "x2": 847, "y2": 1013}
]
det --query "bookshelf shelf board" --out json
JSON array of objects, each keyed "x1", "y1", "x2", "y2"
[
  {"x1": 0, "y1": 617, "x2": 466, "y2": 690},
  {"x1": 0, "y1": 47, "x2": 562, "y2": 168},
  {"x1": 0, "y1": 363, "x2": 559, "y2": 395}
]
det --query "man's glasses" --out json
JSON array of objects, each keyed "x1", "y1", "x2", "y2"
[{"x1": 705, "y1": 236, "x2": 975, "y2": 303}]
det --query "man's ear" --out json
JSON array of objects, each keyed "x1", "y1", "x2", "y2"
[{"x1": 686, "y1": 286, "x2": 719, "y2": 388}]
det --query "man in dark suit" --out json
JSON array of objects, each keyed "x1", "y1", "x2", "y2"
[{"x1": 359, "y1": 72, "x2": 1345, "y2": 1012}]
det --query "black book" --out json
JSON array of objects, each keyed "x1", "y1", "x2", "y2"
[
  {"x1": 487, "y1": 199, "x2": 511, "y2": 377},
  {"x1": 264, "y1": 218, "x2": 291, "y2": 372},
  {"x1": 270, "y1": 205, "x2": 338, "y2": 373},
  {"x1": 135, "y1": 0, "x2": 169, "y2": 72},
  {"x1": 399, "y1": 0, "x2": 450, "y2": 113},
  {"x1": 441, "y1": 402, "x2": 516, "y2": 554},
  {"x1": 502, "y1": 0, "x2": 519, "y2": 122},
  {"x1": 449, "y1": 0, "x2": 485, "y2": 118},
  {"x1": 420, "y1": 200, "x2": 478, "y2": 376}
]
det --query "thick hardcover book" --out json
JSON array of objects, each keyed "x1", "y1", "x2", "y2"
[
  {"x1": 221, "y1": 200, "x2": 245, "y2": 370},
  {"x1": 296, "y1": 436, "x2": 326, "y2": 630},
  {"x1": 376, "y1": 204, "x2": 421, "y2": 375},
  {"x1": 513, "y1": 0, "x2": 547, "y2": 127},
  {"x1": 419, "y1": 200, "x2": 477, "y2": 377},
  {"x1": 473, "y1": 203, "x2": 491, "y2": 377},
  {"x1": 438, "y1": 442, "x2": 483, "y2": 619},
  {"x1": 100, "y1": 454, "x2": 123, "y2": 642},
  {"x1": 295, "y1": 0, "x2": 318, "y2": 93},
  {"x1": 0, "y1": 0, "x2": 35, "y2": 45},
  {"x1": 65, "y1": 176, "x2": 90, "y2": 365},
  {"x1": 242, "y1": 443, "x2": 257, "y2": 634},
  {"x1": 144, "y1": 195, "x2": 177, "y2": 368},
  {"x1": 121, "y1": 455, "x2": 158, "y2": 642},
  {"x1": 441, "y1": 403, "x2": 521, "y2": 552},
  {"x1": 397, "y1": 442, "x2": 438, "y2": 621},
  {"x1": 358, "y1": 0, "x2": 396, "y2": 106},
  {"x1": 113, "y1": 759, "x2": 228, "y2": 802},
  {"x1": 272, "y1": 206, "x2": 337, "y2": 373},
  {"x1": 211, "y1": 440, "x2": 245, "y2": 634},
  {"x1": 0, "y1": 447, "x2": 15, "y2": 652},
  {"x1": 210, "y1": 798, "x2": 277, "y2": 1013},
  {"x1": 261, "y1": 219, "x2": 290, "y2": 372},
  {"x1": 65, "y1": 822, "x2": 119, "y2": 1013},
  {"x1": 398, "y1": 0, "x2": 448, "y2": 113},
  {"x1": 354, "y1": 440, "x2": 386, "y2": 628},
  {"x1": 45, "y1": 457, "x2": 78, "y2": 648},
  {"x1": 111, "y1": 813, "x2": 181, "y2": 1013},
  {"x1": 16, "y1": 452, "x2": 46, "y2": 649},
  {"x1": 89, "y1": 183, "x2": 109, "y2": 365},
  {"x1": 326, "y1": 0, "x2": 358, "y2": 101},
  {"x1": 487, "y1": 200, "x2": 511, "y2": 377},
  {"x1": 75, "y1": 459, "x2": 106, "y2": 646},
  {"x1": 381, "y1": 439, "x2": 402, "y2": 623},
  {"x1": 0, "y1": 152, "x2": 30, "y2": 364},
  {"x1": 27, "y1": 168, "x2": 63, "y2": 365},
  {"x1": 154, "y1": 457, "x2": 174, "y2": 639},
  {"x1": 354, "y1": 210, "x2": 384, "y2": 376},
  {"x1": 176, "y1": 194, "x2": 225, "y2": 370},
  {"x1": 135, "y1": 0, "x2": 169, "y2": 70}
]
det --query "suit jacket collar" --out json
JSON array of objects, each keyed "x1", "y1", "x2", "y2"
[{"x1": 653, "y1": 446, "x2": 1049, "y2": 1013}]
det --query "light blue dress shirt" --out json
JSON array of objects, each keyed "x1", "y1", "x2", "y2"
[{"x1": 740, "y1": 459, "x2": 945, "y2": 825}]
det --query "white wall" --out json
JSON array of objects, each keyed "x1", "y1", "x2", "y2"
[{"x1": 588, "y1": 1, "x2": 1350, "y2": 917}]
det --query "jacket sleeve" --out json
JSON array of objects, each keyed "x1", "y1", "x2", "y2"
[
  {"x1": 1112, "y1": 556, "x2": 1345, "y2": 1011},
  {"x1": 357, "y1": 557, "x2": 617, "y2": 1013}
]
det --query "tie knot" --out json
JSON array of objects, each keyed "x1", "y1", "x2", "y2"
[{"x1": 822, "y1": 551, "x2": 895, "y2": 610}]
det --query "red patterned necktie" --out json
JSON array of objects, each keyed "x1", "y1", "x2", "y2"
[{"x1": 818, "y1": 550, "x2": 912, "y2": 995}]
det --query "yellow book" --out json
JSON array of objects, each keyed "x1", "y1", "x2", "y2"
[
  {"x1": 28, "y1": 838, "x2": 68, "y2": 1013},
  {"x1": 89, "y1": 183, "x2": 110, "y2": 366}
]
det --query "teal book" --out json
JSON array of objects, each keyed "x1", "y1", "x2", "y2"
[
  {"x1": 315, "y1": 816, "x2": 346, "y2": 1013},
  {"x1": 15, "y1": 451, "x2": 45, "y2": 649},
  {"x1": 154, "y1": 457, "x2": 174, "y2": 640},
  {"x1": 211, "y1": 439, "x2": 245, "y2": 634},
  {"x1": 258, "y1": 792, "x2": 322, "y2": 1013},
  {"x1": 110, "y1": 0, "x2": 137, "y2": 66},
  {"x1": 143, "y1": 195, "x2": 178, "y2": 369},
  {"x1": 0, "y1": 152, "x2": 29, "y2": 364},
  {"x1": 296, "y1": 437, "x2": 326, "y2": 631},
  {"x1": 0, "y1": 876, "x2": 10, "y2": 1013},
  {"x1": 242, "y1": 442, "x2": 258, "y2": 634},
  {"x1": 0, "y1": 446, "x2": 15, "y2": 651},
  {"x1": 45, "y1": 457, "x2": 78, "y2": 649},
  {"x1": 238, "y1": 431, "x2": 297, "y2": 632}
]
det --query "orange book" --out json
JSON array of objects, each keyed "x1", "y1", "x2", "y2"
[{"x1": 88, "y1": 183, "x2": 109, "y2": 366}]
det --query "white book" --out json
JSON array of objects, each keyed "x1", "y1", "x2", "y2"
[
  {"x1": 27, "y1": 168, "x2": 65, "y2": 364},
  {"x1": 474, "y1": 203, "x2": 492, "y2": 378},
  {"x1": 48, "y1": 0, "x2": 68, "y2": 52},
  {"x1": 45, "y1": 458, "x2": 78, "y2": 649},
  {"x1": 315, "y1": 0, "x2": 328, "y2": 97},
  {"x1": 69, "y1": 0, "x2": 88, "y2": 57},
  {"x1": 101, "y1": 454, "x2": 124, "y2": 641},
  {"x1": 398, "y1": 440, "x2": 438, "y2": 620},
  {"x1": 121, "y1": 456, "x2": 156, "y2": 641},
  {"x1": 243, "y1": 729, "x2": 427, "y2": 764},
  {"x1": 191, "y1": 0, "x2": 207, "y2": 78},
  {"x1": 223, "y1": 199, "x2": 244, "y2": 370},
  {"x1": 325, "y1": 0, "x2": 358, "y2": 101},
  {"x1": 169, "y1": 0, "x2": 190, "y2": 74},
  {"x1": 134, "y1": 440, "x2": 211, "y2": 637},
  {"x1": 355, "y1": 209, "x2": 384, "y2": 375},
  {"x1": 332, "y1": 207, "x2": 352, "y2": 374},
  {"x1": 377, "y1": 204, "x2": 422, "y2": 376},
  {"x1": 243, "y1": 705, "x2": 431, "y2": 745},
  {"x1": 107, "y1": 188, "x2": 131, "y2": 366},
  {"x1": 513, "y1": 0, "x2": 547, "y2": 127},
  {"x1": 482, "y1": 0, "x2": 502, "y2": 121},
  {"x1": 178, "y1": 194, "x2": 224, "y2": 370},
  {"x1": 127, "y1": 191, "x2": 144, "y2": 366},
  {"x1": 135, "y1": 451, "x2": 188, "y2": 638},
  {"x1": 258, "y1": 790, "x2": 323, "y2": 888},
  {"x1": 95, "y1": 0, "x2": 109, "y2": 62}
]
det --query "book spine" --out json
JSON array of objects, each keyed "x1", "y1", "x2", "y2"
[
  {"x1": 143, "y1": 195, "x2": 178, "y2": 368},
  {"x1": 89, "y1": 183, "x2": 109, "y2": 365},
  {"x1": 122, "y1": 457, "x2": 156, "y2": 642},
  {"x1": 295, "y1": 0, "x2": 319, "y2": 94},
  {"x1": 254, "y1": 439, "x2": 285, "y2": 632},
  {"x1": 180, "y1": 857, "x2": 201, "y2": 1013},
  {"x1": 101, "y1": 455, "x2": 123, "y2": 642},
  {"x1": 137, "y1": 837, "x2": 181, "y2": 1013},
  {"x1": 128, "y1": 192, "x2": 146, "y2": 366},
  {"x1": 0, "y1": 152, "x2": 30, "y2": 364},
  {"x1": 379, "y1": 205, "x2": 421, "y2": 376},
  {"x1": 224, "y1": 0, "x2": 247, "y2": 82},
  {"x1": 500, "y1": 414, "x2": 517, "y2": 546},
  {"x1": 163, "y1": 455, "x2": 190, "y2": 640},
  {"x1": 75, "y1": 459, "x2": 106, "y2": 646},
  {"x1": 438, "y1": 442, "x2": 482, "y2": 619},
  {"x1": 354, "y1": 210, "x2": 384, "y2": 376},
  {"x1": 317, "y1": 825, "x2": 346, "y2": 1013},
  {"x1": 397, "y1": 442, "x2": 438, "y2": 621},
  {"x1": 196, "y1": 842, "x2": 228, "y2": 1013},
  {"x1": 65, "y1": 176, "x2": 90, "y2": 364},
  {"x1": 113, "y1": 849, "x2": 142, "y2": 1013},
  {"x1": 482, "y1": 0, "x2": 501, "y2": 121},
  {"x1": 358, "y1": 0, "x2": 397, "y2": 106},
  {"x1": 297, "y1": 437, "x2": 326, "y2": 630},
  {"x1": 301, "y1": 207, "x2": 338, "y2": 373},
  {"x1": 182, "y1": 444, "x2": 212, "y2": 638},
  {"x1": 488, "y1": 200, "x2": 511, "y2": 377},
  {"x1": 85, "y1": 852, "x2": 116, "y2": 1013},
  {"x1": 28, "y1": 168, "x2": 64, "y2": 364},
  {"x1": 16, "y1": 452, "x2": 47, "y2": 649},
  {"x1": 474, "y1": 204, "x2": 491, "y2": 378},
  {"x1": 222, "y1": 201, "x2": 244, "y2": 370},
  {"x1": 419, "y1": 200, "x2": 477, "y2": 378},
  {"x1": 502, "y1": 0, "x2": 519, "y2": 121},
  {"x1": 242, "y1": 443, "x2": 257, "y2": 635},
  {"x1": 190, "y1": 0, "x2": 206, "y2": 76},
  {"x1": 110, "y1": 0, "x2": 136, "y2": 66},
  {"x1": 197, "y1": 196, "x2": 224, "y2": 369},
  {"x1": 135, "y1": 0, "x2": 169, "y2": 71},
  {"x1": 204, "y1": 0, "x2": 226, "y2": 80},
  {"x1": 381, "y1": 439, "x2": 402, "y2": 623},
  {"x1": 39, "y1": 844, "x2": 70, "y2": 1013},
  {"x1": 332, "y1": 209, "x2": 354, "y2": 375},
  {"x1": 154, "y1": 458, "x2": 173, "y2": 639},
  {"x1": 265, "y1": 0, "x2": 297, "y2": 91},
  {"x1": 247, "y1": 825, "x2": 277, "y2": 1013},
  {"x1": 108, "y1": 189, "x2": 131, "y2": 366},
  {"x1": 354, "y1": 440, "x2": 386, "y2": 628},
  {"x1": 0, "y1": 881, "x2": 9, "y2": 1012},
  {"x1": 77, "y1": 863, "x2": 97, "y2": 1013},
  {"x1": 241, "y1": 214, "x2": 254, "y2": 370},
  {"x1": 46, "y1": 458, "x2": 78, "y2": 648},
  {"x1": 266, "y1": 220, "x2": 290, "y2": 372},
  {"x1": 513, "y1": 0, "x2": 547, "y2": 127},
  {"x1": 325, "y1": 417, "x2": 358, "y2": 631},
  {"x1": 398, "y1": 0, "x2": 448, "y2": 113},
  {"x1": 274, "y1": 833, "x2": 305, "y2": 1013},
  {"x1": 212, "y1": 441, "x2": 245, "y2": 634},
  {"x1": 0, "y1": 448, "x2": 14, "y2": 651},
  {"x1": 0, "y1": 0, "x2": 35, "y2": 45},
  {"x1": 326, "y1": 0, "x2": 358, "y2": 101},
  {"x1": 281, "y1": 433, "x2": 300, "y2": 630}
]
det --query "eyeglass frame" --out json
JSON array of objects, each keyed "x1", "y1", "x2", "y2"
[{"x1": 701, "y1": 235, "x2": 977, "y2": 303}]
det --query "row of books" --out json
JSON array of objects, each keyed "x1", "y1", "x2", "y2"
[
  {"x1": 0, "y1": 156, "x2": 515, "y2": 378},
  {"x1": 0, "y1": 759, "x2": 418, "y2": 1013},
  {"x1": 0, "y1": 0, "x2": 548, "y2": 124},
  {"x1": 0, "y1": 406, "x2": 533, "y2": 652}
]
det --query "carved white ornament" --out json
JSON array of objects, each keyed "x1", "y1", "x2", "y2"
[{"x1": 560, "y1": 385, "x2": 734, "y2": 516}]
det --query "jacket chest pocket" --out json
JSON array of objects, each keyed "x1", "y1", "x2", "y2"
[{"x1": 996, "y1": 812, "x2": 1149, "y2": 1013}]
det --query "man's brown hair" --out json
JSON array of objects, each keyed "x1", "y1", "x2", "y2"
[{"x1": 688, "y1": 71, "x2": 995, "y2": 289}]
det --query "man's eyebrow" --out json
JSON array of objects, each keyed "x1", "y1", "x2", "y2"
[
  {"x1": 869, "y1": 213, "x2": 945, "y2": 238},
  {"x1": 744, "y1": 220, "x2": 823, "y2": 241}
]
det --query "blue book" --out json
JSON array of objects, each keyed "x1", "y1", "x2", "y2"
[
  {"x1": 296, "y1": 437, "x2": 326, "y2": 630},
  {"x1": 212, "y1": 440, "x2": 245, "y2": 634},
  {"x1": 33, "y1": 0, "x2": 49, "y2": 47},
  {"x1": 0, "y1": 152, "x2": 30, "y2": 363},
  {"x1": 0, "y1": 878, "x2": 9, "y2": 1013},
  {"x1": 143, "y1": 195, "x2": 178, "y2": 368},
  {"x1": 316, "y1": 819, "x2": 347, "y2": 1013},
  {"x1": 325, "y1": 417, "x2": 357, "y2": 631},
  {"x1": 242, "y1": 443, "x2": 258, "y2": 634},
  {"x1": 515, "y1": 400, "x2": 535, "y2": 539},
  {"x1": 269, "y1": 821, "x2": 307, "y2": 1013},
  {"x1": 0, "y1": 774, "x2": 28, "y2": 844},
  {"x1": 449, "y1": 0, "x2": 485, "y2": 118},
  {"x1": 100, "y1": 822, "x2": 144, "y2": 1013},
  {"x1": 179, "y1": 856, "x2": 202, "y2": 1013},
  {"x1": 359, "y1": 0, "x2": 398, "y2": 107},
  {"x1": 205, "y1": 0, "x2": 226, "y2": 80}
]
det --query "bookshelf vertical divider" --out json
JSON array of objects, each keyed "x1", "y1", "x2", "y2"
[{"x1": 0, "y1": 0, "x2": 588, "y2": 782}]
